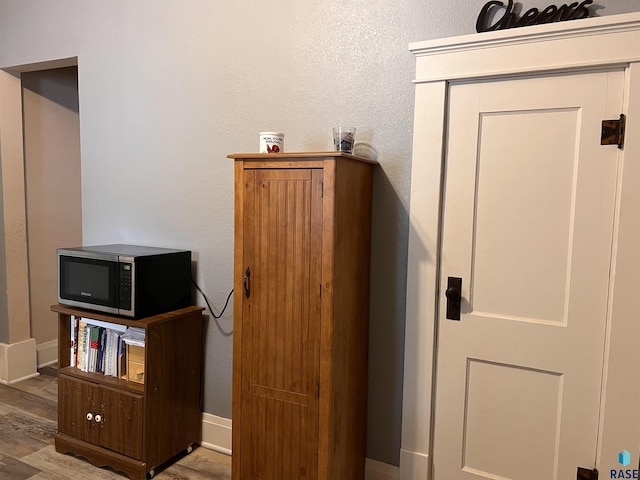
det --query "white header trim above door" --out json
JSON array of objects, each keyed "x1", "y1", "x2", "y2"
[{"x1": 410, "y1": 12, "x2": 640, "y2": 83}]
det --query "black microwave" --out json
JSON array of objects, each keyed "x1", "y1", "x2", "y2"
[{"x1": 57, "y1": 244, "x2": 192, "y2": 318}]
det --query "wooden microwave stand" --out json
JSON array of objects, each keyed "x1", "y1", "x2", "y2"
[
  {"x1": 52, "y1": 304, "x2": 204, "y2": 480},
  {"x1": 229, "y1": 152, "x2": 376, "y2": 480}
]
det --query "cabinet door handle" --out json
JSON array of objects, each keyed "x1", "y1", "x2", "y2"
[
  {"x1": 243, "y1": 267, "x2": 251, "y2": 298},
  {"x1": 86, "y1": 412, "x2": 93, "y2": 421},
  {"x1": 94, "y1": 414, "x2": 102, "y2": 423}
]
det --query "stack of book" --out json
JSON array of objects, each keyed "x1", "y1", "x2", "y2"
[{"x1": 70, "y1": 316, "x2": 144, "y2": 378}]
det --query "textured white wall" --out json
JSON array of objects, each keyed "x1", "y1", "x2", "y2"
[{"x1": 0, "y1": 0, "x2": 639, "y2": 466}]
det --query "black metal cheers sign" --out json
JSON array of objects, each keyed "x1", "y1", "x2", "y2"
[{"x1": 476, "y1": 0, "x2": 593, "y2": 32}]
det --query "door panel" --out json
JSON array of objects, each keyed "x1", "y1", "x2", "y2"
[
  {"x1": 434, "y1": 70, "x2": 624, "y2": 479},
  {"x1": 240, "y1": 168, "x2": 322, "y2": 480},
  {"x1": 472, "y1": 108, "x2": 577, "y2": 324},
  {"x1": 463, "y1": 360, "x2": 563, "y2": 479},
  {"x1": 99, "y1": 385, "x2": 143, "y2": 459},
  {"x1": 58, "y1": 374, "x2": 99, "y2": 445}
]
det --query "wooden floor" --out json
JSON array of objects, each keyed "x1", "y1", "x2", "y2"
[{"x1": 0, "y1": 365, "x2": 231, "y2": 480}]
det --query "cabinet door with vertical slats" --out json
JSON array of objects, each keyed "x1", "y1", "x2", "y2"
[{"x1": 240, "y1": 168, "x2": 323, "y2": 480}]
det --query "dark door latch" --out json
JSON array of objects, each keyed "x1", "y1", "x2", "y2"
[{"x1": 445, "y1": 277, "x2": 462, "y2": 321}]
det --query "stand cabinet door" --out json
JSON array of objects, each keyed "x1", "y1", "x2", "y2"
[
  {"x1": 58, "y1": 374, "x2": 144, "y2": 459},
  {"x1": 238, "y1": 167, "x2": 323, "y2": 479},
  {"x1": 99, "y1": 384, "x2": 143, "y2": 459},
  {"x1": 58, "y1": 374, "x2": 101, "y2": 446}
]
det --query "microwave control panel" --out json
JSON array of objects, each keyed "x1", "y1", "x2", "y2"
[{"x1": 119, "y1": 263, "x2": 132, "y2": 310}]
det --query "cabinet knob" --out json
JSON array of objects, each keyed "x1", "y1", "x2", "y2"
[
  {"x1": 94, "y1": 414, "x2": 102, "y2": 423},
  {"x1": 86, "y1": 412, "x2": 93, "y2": 421}
]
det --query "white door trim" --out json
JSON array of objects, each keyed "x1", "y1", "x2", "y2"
[{"x1": 402, "y1": 12, "x2": 640, "y2": 480}]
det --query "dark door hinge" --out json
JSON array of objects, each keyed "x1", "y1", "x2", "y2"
[
  {"x1": 577, "y1": 467, "x2": 598, "y2": 480},
  {"x1": 601, "y1": 114, "x2": 626, "y2": 149}
]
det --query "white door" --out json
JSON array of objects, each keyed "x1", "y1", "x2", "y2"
[{"x1": 433, "y1": 70, "x2": 624, "y2": 479}]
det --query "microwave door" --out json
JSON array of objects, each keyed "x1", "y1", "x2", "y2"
[{"x1": 58, "y1": 255, "x2": 119, "y2": 314}]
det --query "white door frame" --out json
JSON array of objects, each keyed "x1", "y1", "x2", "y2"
[{"x1": 401, "y1": 12, "x2": 640, "y2": 480}]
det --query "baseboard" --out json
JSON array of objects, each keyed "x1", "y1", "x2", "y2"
[
  {"x1": 399, "y1": 448, "x2": 430, "y2": 480},
  {"x1": 200, "y1": 413, "x2": 232, "y2": 455},
  {"x1": 366, "y1": 458, "x2": 400, "y2": 480},
  {"x1": 0, "y1": 338, "x2": 38, "y2": 384},
  {"x1": 199, "y1": 414, "x2": 399, "y2": 479},
  {"x1": 37, "y1": 339, "x2": 58, "y2": 368}
]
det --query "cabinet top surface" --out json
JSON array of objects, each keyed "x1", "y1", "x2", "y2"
[
  {"x1": 227, "y1": 151, "x2": 378, "y2": 165},
  {"x1": 51, "y1": 304, "x2": 204, "y2": 327}
]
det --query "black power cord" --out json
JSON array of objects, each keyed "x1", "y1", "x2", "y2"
[
  {"x1": 191, "y1": 278, "x2": 234, "y2": 336},
  {"x1": 192, "y1": 279, "x2": 233, "y2": 319}
]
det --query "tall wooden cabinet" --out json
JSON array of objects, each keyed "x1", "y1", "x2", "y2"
[
  {"x1": 52, "y1": 304, "x2": 204, "y2": 480},
  {"x1": 229, "y1": 152, "x2": 376, "y2": 480}
]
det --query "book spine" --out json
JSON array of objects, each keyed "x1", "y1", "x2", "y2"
[
  {"x1": 70, "y1": 315, "x2": 77, "y2": 368},
  {"x1": 74, "y1": 316, "x2": 79, "y2": 367},
  {"x1": 78, "y1": 320, "x2": 87, "y2": 372},
  {"x1": 98, "y1": 327, "x2": 106, "y2": 374},
  {"x1": 89, "y1": 326, "x2": 100, "y2": 373},
  {"x1": 117, "y1": 333, "x2": 124, "y2": 378},
  {"x1": 104, "y1": 330, "x2": 111, "y2": 377},
  {"x1": 86, "y1": 325, "x2": 93, "y2": 372}
]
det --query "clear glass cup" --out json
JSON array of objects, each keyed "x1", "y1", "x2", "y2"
[{"x1": 333, "y1": 127, "x2": 356, "y2": 154}]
